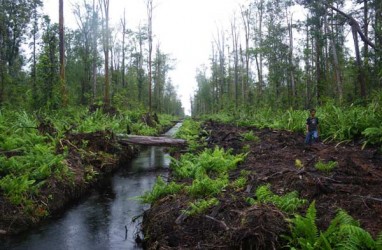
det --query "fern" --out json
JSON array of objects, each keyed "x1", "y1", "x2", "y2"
[
  {"x1": 376, "y1": 232, "x2": 382, "y2": 249},
  {"x1": 286, "y1": 202, "x2": 381, "y2": 250},
  {"x1": 182, "y1": 198, "x2": 219, "y2": 216},
  {"x1": 336, "y1": 224, "x2": 376, "y2": 249},
  {"x1": 315, "y1": 160, "x2": 338, "y2": 173},
  {"x1": 254, "y1": 184, "x2": 307, "y2": 213},
  {"x1": 186, "y1": 174, "x2": 228, "y2": 198},
  {"x1": 139, "y1": 176, "x2": 183, "y2": 204}
]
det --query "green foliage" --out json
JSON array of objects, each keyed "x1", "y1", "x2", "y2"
[
  {"x1": 240, "y1": 131, "x2": 260, "y2": 142},
  {"x1": 139, "y1": 176, "x2": 184, "y2": 204},
  {"x1": 182, "y1": 198, "x2": 219, "y2": 216},
  {"x1": 186, "y1": 174, "x2": 229, "y2": 198},
  {"x1": 315, "y1": 160, "x2": 337, "y2": 173},
  {"x1": 249, "y1": 184, "x2": 307, "y2": 213},
  {"x1": 0, "y1": 108, "x2": 170, "y2": 210},
  {"x1": 171, "y1": 147, "x2": 245, "y2": 179},
  {"x1": 84, "y1": 166, "x2": 99, "y2": 183},
  {"x1": 231, "y1": 170, "x2": 251, "y2": 190},
  {"x1": 285, "y1": 201, "x2": 382, "y2": 250},
  {"x1": 0, "y1": 175, "x2": 37, "y2": 205},
  {"x1": 196, "y1": 100, "x2": 382, "y2": 145},
  {"x1": 362, "y1": 127, "x2": 382, "y2": 148},
  {"x1": 175, "y1": 119, "x2": 203, "y2": 150}
]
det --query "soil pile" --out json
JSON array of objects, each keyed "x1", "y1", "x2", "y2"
[{"x1": 142, "y1": 121, "x2": 382, "y2": 249}]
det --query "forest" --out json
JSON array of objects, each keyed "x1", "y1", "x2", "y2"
[{"x1": 1, "y1": 0, "x2": 382, "y2": 249}]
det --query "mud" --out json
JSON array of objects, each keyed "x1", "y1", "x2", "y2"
[{"x1": 142, "y1": 121, "x2": 382, "y2": 249}]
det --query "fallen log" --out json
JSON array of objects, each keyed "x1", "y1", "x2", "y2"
[{"x1": 117, "y1": 135, "x2": 187, "y2": 147}]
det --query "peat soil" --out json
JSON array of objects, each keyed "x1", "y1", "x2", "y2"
[{"x1": 143, "y1": 121, "x2": 382, "y2": 249}]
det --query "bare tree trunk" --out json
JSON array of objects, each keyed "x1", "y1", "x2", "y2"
[
  {"x1": 305, "y1": 17, "x2": 311, "y2": 107},
  {"x1": 121, "y1": 9, "x2": 126, "y2": 88},
  {"x1": 327, "y1": 4, "x2": 372, "y2": 98},
  {"x1": 100, "y1": 0, "x2": 110, "y2": 107},
  {"x1": 92, "y1": 0, "x2": 98, "y2": 102},
  {"x1": 59, "y1": 0, "x2": 67, "y2": 107},
  {"x1": 241, "y1": 6, "x2": 251, "y2": 104},
  {"x1": 363, "y1": 0, "x2": 369, "y2": 63},
  {"x1": 258, "y1": 0, "x2": 263, "y2": 97},
  {"x1": 231, "y1": 17, "x2": 239, "y2": 109},
  {"x1": 325, "y1": 8, "x2": 343, "y2": 102},
  {"x1": 287, "y1": 14, "x2": 296, "y2": 107},
  {"x1": 146, "y1": 0, "x2": 153, "y2": 112},
  {"x1": 352, "y1": 26, "x2": 367, "y2": 98}
]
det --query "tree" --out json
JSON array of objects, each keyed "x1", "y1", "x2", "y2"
[
  {"x1": 59, "y1": 0, "x2": 67, "y2": 106},
  {"x1": 0, "y1": 0, "x2": 43, "y2": 105},
  {"x1": 99, "y1": 0, "x2": 110, "y2": 107},
  {"x1": 146, "y1": 0, "x2": 154, "y2": 112}
]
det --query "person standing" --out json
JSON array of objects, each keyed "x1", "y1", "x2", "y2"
[{"x1": 305, "y1": 109, "x2": 319, "y2": 145}]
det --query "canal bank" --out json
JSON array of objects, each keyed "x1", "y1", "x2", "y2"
[{"x1": 0, "y1": 123, "x2": 182, "y2": 249}]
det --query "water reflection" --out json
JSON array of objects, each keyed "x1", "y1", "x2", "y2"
[{"x1": 0, "y1": 123, "x2": 181, "y2": 250}]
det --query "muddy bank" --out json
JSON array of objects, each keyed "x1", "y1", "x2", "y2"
[
  {"x1": 0, "y1": 129, "x2": 138, "y2": 235},
  {"x1": 142, "y1": 121, "x2": 382, "y2": 249}
]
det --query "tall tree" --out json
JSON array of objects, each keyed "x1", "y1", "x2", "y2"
[
  {"x1": 0, "y1": 0, "x2": 43, "y2": 105},
  {"x1": 99, "y1": 0, "x2": 110, "y2": 107},
  {"x1": 146, "y1": 0, "x2": 154, "y2": 112},
  {"x1": 59, "y1": 0, "x2": 67, "y2": 106}
]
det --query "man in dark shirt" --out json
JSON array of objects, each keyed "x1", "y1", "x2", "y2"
[{"x1": 305, "y1": 108, "x2": 319, "y2": 145}]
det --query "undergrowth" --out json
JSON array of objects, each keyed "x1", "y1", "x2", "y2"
[
  {"x1": 171, "y1": 147, "x2": 245, "y2": 179},
  {"x1": 315, "y1": 160, "x2": 338, "y2": 172},
  {"x1": 284, "y1": 201, "x2": 382, "y2": 249},
  {"x1": 198, "y1": 100, "x2": 382, "y2": 146},
  {"x1": 138, "y1": 176, "x2": 184, "y2": 204},
  {"x1": 247, "y1": 184, "x2": 307, "y2": 213},
  {"x1": 0, "y1": 108, "x2": 177, "y2": 217},
  {"x1": 182, "y1": 198, "x2": 219, "y2": 216},
  {"x1": 175, "y1": 119, "x2": 204, "y2": 150}
]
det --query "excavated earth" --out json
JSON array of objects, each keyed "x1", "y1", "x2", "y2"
[{"x1": 142, "y1": 121, "x2": 382, "y2": 249}]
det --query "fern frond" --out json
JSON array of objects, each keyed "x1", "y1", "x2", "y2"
[
  {"x1": 376, "y1": 232, "x2": 382, "y2": 250},
  {"x1": 336, "y1": 224, "x2": 375, "y2": 250}
]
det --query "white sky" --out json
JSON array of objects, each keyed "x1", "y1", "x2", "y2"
[{"x1": 43, "y1": 0, "x2": 250, "y2": 115}]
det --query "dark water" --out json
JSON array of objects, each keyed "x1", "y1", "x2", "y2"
[{"x1": 0, "y1": 123, "x2": 182, "y2": 250}]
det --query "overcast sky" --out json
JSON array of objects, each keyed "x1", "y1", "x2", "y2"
[{"x1": 43, "y1": 0, "x2": 250, "y2": 114}]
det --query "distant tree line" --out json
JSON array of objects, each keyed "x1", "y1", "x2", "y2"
[
  {"x1": 0, "y1": 0, "x2": 184, "y2": 116},
  {"x1": 192, "y1": 0, "x2": 382, "y2": 115}
]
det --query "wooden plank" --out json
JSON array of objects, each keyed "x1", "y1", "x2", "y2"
[{"x1": 118, "y1": 135, "x2": 187, "y2": 147}]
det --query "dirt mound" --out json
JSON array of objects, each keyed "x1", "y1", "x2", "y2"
[{"x1": 142, "y1": 121, "x2": 382, "y2": 249}]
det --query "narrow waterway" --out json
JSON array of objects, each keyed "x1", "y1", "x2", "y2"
[{"x1": 1, "y1": 122, "x2": 183, "y2": 250}]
